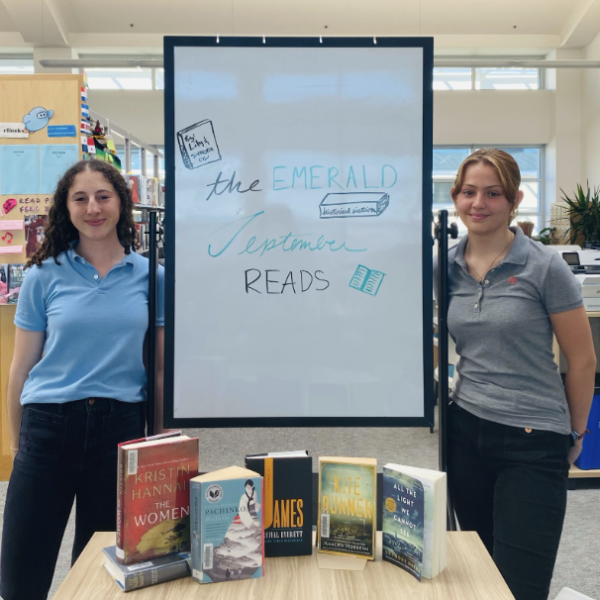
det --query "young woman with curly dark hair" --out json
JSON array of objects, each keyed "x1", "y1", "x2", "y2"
[{"x1": 0, "y1": 159, "x2": 165, "y2": 600}]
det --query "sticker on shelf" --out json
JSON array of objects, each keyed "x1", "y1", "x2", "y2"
[
  {"x1": 23, "y1": 107, "x2": 54, "y2": 133},
  {"x1": 0, "y1": 221, "x2": 24, "y2": 231},
  {"x1": 48, "y1": 125, "x2": 77, "y2": 138},
  {"x1": 0, "y1": 245, "x2": 23, "y2": 254},
  {"x1": 0, "y1": 123, "x2": 29, "y2": 139}
]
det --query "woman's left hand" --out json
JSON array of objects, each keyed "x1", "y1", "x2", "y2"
[{"x1": 568, "y1": 438, "x2": 584, "y2": 465}]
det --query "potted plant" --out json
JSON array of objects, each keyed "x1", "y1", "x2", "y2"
[
  {"x1": 560, "y1": 182, "x2": 600, "y2": 248},
  {"x1": 537, "y1": 226, "x2": 556, "y2": 245}
]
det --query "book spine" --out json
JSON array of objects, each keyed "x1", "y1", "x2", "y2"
[
  {"x1": 261, "y1": 476, "x2": 265, "y2": 572},
  {"x1": 123, "y1": 559, "x2": 191, "y2": 591},
  {"x1": 190, "y1": 480, "x2": 203, "y2": 582},
  {"x1": 115, "y1": 446, "x2": 126, "y2": 560},
  {"x1": 176, "y1": 132, "x2": 193, "y2": 169}
]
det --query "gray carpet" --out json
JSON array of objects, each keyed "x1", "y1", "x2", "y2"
[{"x1": 0, "y1": 423, "x2": 598, "y2": 599}]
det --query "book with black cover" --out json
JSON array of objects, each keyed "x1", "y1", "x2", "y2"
[{"x1": 245, "y1": 450, "x2": 312, "y2": 557}]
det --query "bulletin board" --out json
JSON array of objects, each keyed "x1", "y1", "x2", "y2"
[
  {"x1": 164, "y1": 37, "x2": 434, "y2": 428},
  {"x1": 0, "y1": 74, "x2": 84, "y2": 477},
  {"x1": 0, "y1": 74, "x2": 84, "y2": 273}
]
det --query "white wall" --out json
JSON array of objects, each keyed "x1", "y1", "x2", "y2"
[
  {"x1": 434, "y1": 90, "x2": 554, "y2": 146},
  {"x1": 544, "y1": 50, "x2": 583, "y2": 212},
  {"x1": 583, "y1": 32, "x2": 600, "y2": 187}
]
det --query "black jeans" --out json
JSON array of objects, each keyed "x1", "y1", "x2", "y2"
[
  {"x1": 0, "y1": 398, "x2": 145, "y2": 600},
  {"x1": 448, "y1": 401, "x2": 571, "y2": 600}
]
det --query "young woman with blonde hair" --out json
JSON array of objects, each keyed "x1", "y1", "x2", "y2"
[{"x1": 443, "y1": 148, "x2": 595, "y2": 600}]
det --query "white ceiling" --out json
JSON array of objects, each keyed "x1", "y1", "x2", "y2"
[{"x1": 0, "y1": 0, "x2": 598, "y2": 55}]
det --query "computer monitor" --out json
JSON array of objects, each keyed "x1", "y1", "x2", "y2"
[{"x1": 562, "y1": 251, "x2": 581, "y2": 267}]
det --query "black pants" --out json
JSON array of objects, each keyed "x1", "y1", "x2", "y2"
[
  {"x1": 0, "y1": 398, "x2": 146, "y2": 600},
  {"x1": 448, "y1": 401, "x2": 571, "y2": 600}
]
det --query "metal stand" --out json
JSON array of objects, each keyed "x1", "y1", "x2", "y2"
[
  {"x1": 434, "y1": 209, "x2": 458, "y2": 531},
  {"x1": 146, "y1": 211, "x2": 159, "y2": 435}
]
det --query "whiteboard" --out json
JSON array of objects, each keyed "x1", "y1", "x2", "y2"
[{"x1": 164, "y1": 37, "x2": 434, "y2": 427}]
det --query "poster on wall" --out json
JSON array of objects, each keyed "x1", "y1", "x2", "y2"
[{"x1": 164, "y1": 37, "x2": 434, "y2": 427}]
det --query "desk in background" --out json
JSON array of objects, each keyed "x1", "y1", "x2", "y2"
[{"x1": 53, "y1": 531, "x2": 514, "y2": 600}]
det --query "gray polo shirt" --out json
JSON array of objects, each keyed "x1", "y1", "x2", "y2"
[{"x1": 438, "y1": 227, "x2": 582, "y2": 434}]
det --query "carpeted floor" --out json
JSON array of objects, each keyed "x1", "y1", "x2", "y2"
[{"x1": 0, "y1": 423, "x2": 598, "y2": 599}]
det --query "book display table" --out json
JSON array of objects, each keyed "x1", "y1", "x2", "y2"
[{"x1": 53, "y1": 531, "x2": 514, "y2": 599}]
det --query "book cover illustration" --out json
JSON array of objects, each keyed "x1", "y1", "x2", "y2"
[
  {"x1": 349, "y1": 264, "x2": 386, "y2": 297},
  {"x1": 24, "y1": 215, "x2": 47, "y2": 258},
  {"x1": 6, "y1": 264, "x2": 24, "y2": 304},
  {"x1": 245, "y1": 451, "x2": 312, "y2": 557},
  {"x1": 103, "y1": 545, "x2": 191, "y2": 592},
  {"x1": 117, "y1": 436, "x2": 199, "y2": 564},
  {"x1": 177, "y1": 119, "x2": 222, "y2": 170},
  {"x1": 382, "y1": 468, "x2": 425, "y2": 581},
  {"x1": 319, "y1": 192, "x2": 389, "y2": 219},
  {"x1": 318, "y1": 459, "x2": 376, "y2": 559},
  {"x1": 126, "y1": 174, "x2": 140, "y2": 204},
  {"x1": 191, "y1": 472, "x2": 264, "y2": 583}
]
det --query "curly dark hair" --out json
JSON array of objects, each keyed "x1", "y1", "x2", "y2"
[{"x1": 27, "y1": 159, "x2": 139, "y2": 268}]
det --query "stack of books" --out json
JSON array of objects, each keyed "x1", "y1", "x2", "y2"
[{"x1": 102, "y1": 431, "x2": 199, "y2": 592}]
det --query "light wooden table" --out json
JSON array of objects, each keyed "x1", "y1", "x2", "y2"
[{"x1": 53, "y1": 531, "x2": 514, "y2": 600}]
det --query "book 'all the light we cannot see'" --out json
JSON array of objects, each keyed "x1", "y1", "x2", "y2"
[{"x1": 382, "y1": 463, "x2": 447, "y2": 581}]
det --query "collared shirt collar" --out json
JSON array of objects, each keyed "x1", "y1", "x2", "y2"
[
  {"x1": 67, "y1": 239, "x2": 136, "y2": 266},
  {"x1": 450, "y1": 226, "x2": 529, "y2": 268}
]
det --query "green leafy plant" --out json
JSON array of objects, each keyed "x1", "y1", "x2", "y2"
[
  {"x1": 560, "y1": 182, "x2": 600, "y2": 247},
  {"x1": 537, "y1": 226, "x2": 556, "y2": 245}
]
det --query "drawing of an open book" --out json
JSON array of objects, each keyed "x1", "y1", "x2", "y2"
[{"x1": 349, "y1": 265, "x2": 386, "y2": 297}]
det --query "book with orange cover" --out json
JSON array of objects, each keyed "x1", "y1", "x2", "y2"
[{"x1": 116, "y1": 432, "x2": 199, "y2": 565}]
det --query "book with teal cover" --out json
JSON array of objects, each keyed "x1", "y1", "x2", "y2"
[
  {"x1": 382, "y1": 468, "x2": 425, "y2": 581},
  {"x1": 190, "y1": 467, "x2": 264, "y2": 584}
]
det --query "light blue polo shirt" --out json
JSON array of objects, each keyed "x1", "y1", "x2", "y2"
[{"x1": 16, "y1": 244, "x2": 165, "y2": 405}]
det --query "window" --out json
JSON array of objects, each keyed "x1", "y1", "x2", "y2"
[
  {"x1": 0, "y1": 57, "x2": 34, "y2": 75},
  {"x1": 130, "y1": 144, "x2": 142, "y2": 175},
  {"x1": 432, "y1": 146, "x2": 543, "y2": 235},
  {"x1": 86, "y1": 68, "x2": 153, "y2": 90},
  {"x1": 434, "y1": 65, "x2": 541, "y2": 91},
  {"x1": 155, "y1": 68, "x2": 164, "y2": 90},
  {"x1": 475, "y1": 67, "x2": 539, "y2": 90},
  {"x1": 433, "y1": 68, "x2": 472, "y2": 91}
]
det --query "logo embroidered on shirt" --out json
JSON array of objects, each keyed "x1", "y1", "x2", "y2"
[{"x1": 508, "y1": 276, "x2": 518, "y2": 285}]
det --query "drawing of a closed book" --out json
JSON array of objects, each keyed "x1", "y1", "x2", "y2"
[
  {"x1": 177, "y1": 120, "x2": 222, "y2": 170},
  {"x1": 319, "y1": 192, "x2": 389, "y2": 219}
]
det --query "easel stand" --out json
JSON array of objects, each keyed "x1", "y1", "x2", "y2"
[
  {"x1": 146, "y1": 210, "x2": 159, "y2": 435},
  {"x1": 435, "y1": 210, "x2": 458, "y2": 531}
]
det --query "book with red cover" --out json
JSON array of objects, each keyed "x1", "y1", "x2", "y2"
[
  {"x1": 126, "y1": 174, "x2": 141, "y2": 204},
  {"x1": 116, "y1": 432, "x2": 199, "y2": 565}
]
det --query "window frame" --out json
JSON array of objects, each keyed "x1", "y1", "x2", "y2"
[{"x1": 433, "y1": 64, "x2": 542, "y2": 91}]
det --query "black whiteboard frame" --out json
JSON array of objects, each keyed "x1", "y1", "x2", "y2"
[{"x1": 163, "y1": 36, "x2": 434, "y2": 429}]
